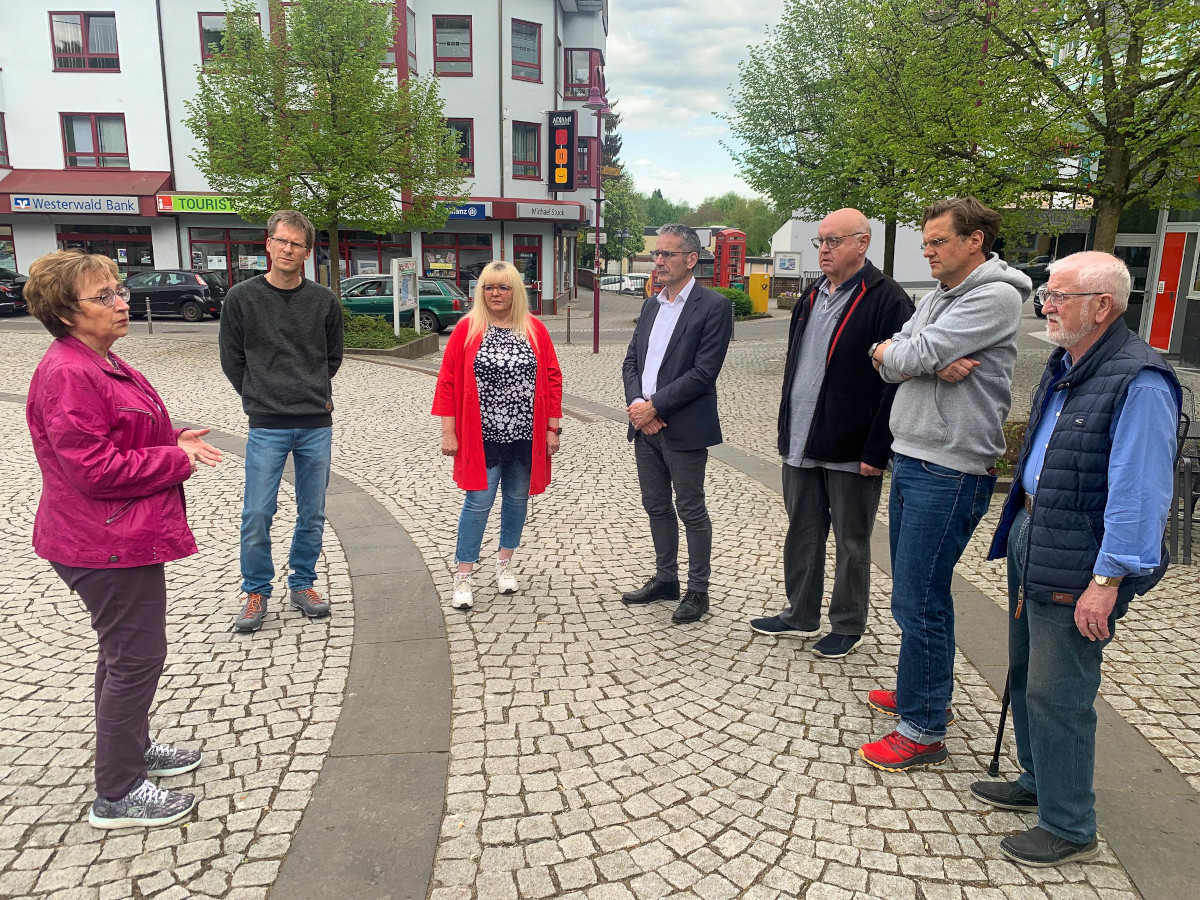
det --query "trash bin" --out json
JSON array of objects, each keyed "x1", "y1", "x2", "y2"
[{"x1": 748, "y1": 274, "x2": 769, "y2": 314}]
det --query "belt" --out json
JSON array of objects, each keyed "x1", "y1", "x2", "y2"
[{"x1": 1024, "y1": 493, "x2": 1035, "y2": 514}]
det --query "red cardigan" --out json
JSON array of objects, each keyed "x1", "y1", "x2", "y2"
[{"x1": 432, "y1": 317, "x2": 563, "y2": 494}]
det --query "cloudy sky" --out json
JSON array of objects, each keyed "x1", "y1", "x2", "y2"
[{"x1": 605, "y1": 0, "x2": 786, "y2": 207}]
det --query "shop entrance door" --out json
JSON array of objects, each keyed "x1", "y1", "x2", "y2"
[
  {"x1": 1149, "y1": 232, "x2": 1186, "y2": 350},
  {"x1": 1111, "y1": 242, "x2": 1156, "y2": 336}
]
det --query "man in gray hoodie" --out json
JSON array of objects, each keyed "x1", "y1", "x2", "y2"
[{"x1": 859, "y1": 197, "x2": 1030, "y2": 771}]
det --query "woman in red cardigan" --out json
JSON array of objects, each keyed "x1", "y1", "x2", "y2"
[{"x1": 432, "y1": 261, "x2": 563, "y2": 609}]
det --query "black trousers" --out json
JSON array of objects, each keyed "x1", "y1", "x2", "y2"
[
  {"x1": 634, "y1": 430, "x2": 712, "y2": 593},
  {"x1": 52, "y1": 562, "x2": 167, "y2": 800}
]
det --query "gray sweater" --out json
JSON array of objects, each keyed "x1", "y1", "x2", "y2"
[
  {"x1": 219, "y1": 275, "x2": 344, "y2": 429},
  {"x1": 881, "y1": 255, "x2": 1030, "y2": 474}
]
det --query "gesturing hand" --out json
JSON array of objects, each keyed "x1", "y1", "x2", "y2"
[{"x1": 178, "y1": 428, "x2": 222, "y2": 473}]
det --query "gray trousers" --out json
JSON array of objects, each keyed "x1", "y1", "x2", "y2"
[
  {"x1": 780, "y1": 463, "x2": 882, "y2": 635},
  {"x1": 634, "y1": 430, "x2": 711, "y2": 592}
]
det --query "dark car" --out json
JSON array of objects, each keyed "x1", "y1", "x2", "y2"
[
  {"x1": 0, "y1": 267, "x2": 28, "y2": 316},
  {"x1": 1018, "y1": 256, "x2": 1052, "y2": 315},
  {"x1": 340, "y1": 276, "x2": 470, "y2": 333},
  {"x1": 125, "y1": 270, "x2": 221, "y2": 321}
]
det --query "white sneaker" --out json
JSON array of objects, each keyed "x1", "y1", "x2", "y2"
[
  {"x1": 496, "y1": 558, "x2": 518, "y2": 595},
  {"x1": 452, "y1": 572, "x2": 474, "y2": 609}
]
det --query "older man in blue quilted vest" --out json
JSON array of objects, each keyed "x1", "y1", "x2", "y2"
[{"x1": 977, "y1": 251, "x2": 1181, "y2": 867}]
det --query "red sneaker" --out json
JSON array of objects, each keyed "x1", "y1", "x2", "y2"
[
  {"x1": 860, "y1": 730, "x2": 948, "y2": 771},
  {"x1": 867, "y1": 689, "x2": 954, "y2": 726}
]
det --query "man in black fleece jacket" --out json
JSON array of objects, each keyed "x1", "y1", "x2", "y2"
[
  {"x1": 219, "y1": 210, "x2": 344, "y2": 633},
  {"x1": 750, "y1": 208, "x2": 913, "y2": 659}
]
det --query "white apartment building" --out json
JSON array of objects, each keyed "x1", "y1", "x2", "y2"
[{"x1": 0, "y1": 1, "x2": 610, "y2": 313}]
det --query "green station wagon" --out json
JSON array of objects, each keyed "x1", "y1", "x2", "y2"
[{"x1": 340, "y1": 276, "x2": 471, "y2": 333}]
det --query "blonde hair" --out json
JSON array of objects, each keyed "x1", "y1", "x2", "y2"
[
  {"x1": 465, "y1": 261, "x2": 537, "y2": 347},
  {"x1": 24, "y1": 251, "x2": 120, "y2": 339}
]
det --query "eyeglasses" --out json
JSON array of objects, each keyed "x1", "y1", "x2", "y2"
[
  {"x1": 919, "y1": 236, "x2": 958, "y2": 251},
  {"x1": 268, "y1": 236, "x2": 309, "y2": 252},
  {"x1": 650, "y1": 250, "x2": 689, "y2": 260},
  {"x1": 811, "y1": 233, "x2": 865, "y2": 249},
  {"x1": 78, "y1": 286, "x2": 131, "y2": 307},
  {"x1": 1035, "y1": 286, "x2": 1101, "y2": 307},
  {"x1": 483, "y1": 284, "x2": 513, "y2": 293}
]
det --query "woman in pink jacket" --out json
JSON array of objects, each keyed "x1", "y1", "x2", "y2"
[{"x1": 24, "y1": 251, "x2": 222, "y2": 831}]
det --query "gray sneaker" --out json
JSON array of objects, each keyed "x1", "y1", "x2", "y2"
[
  {"x1": 233, "y1": 592, "x2": 267, "y2": 632},
  {"x1": 144, "y1": 742, "x2": 202, "y2": 777},
  {"x1": 290, "y1": 587, "x2": 331, "y2": 619},
  {"x1": 89, "y1": 779, "x2": 196, "y2": 830}
]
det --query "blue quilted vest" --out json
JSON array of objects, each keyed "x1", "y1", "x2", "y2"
[{"x1": 989, "y1": 320, "x2": 1179, "y2": 615}]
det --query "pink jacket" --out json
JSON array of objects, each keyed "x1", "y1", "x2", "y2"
[{"x1": 26, "y1": 335, "x2": 197, "y2": 568}]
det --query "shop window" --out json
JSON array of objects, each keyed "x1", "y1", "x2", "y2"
[
  {"x1": 51, "y1": 11, "x2": 119, "y2": 71},
  {"x1": 56, "y1": 224, "x2": 153, "y2": 278},
  {"x1": 0, "y1": 115, "x2": 9, "y2": 167},
  {"x1": 407, "y1": 7, "x2": 417, "y2": 72},
  {"x1": 446, "y1": 119, "x2": 474, "y2": 176},
  {"x1": 564, "y1": 48, "x2": 603, "y2": 99},
  {"x1": 512, "y1": 122, "x2": 540, "y2": 180},
  {"x1": 61, "y1": 113, "x2": 128, "y2": 168},
  {"x1": 512, "y1": 20, "x2": 540, "y2": 81},
  {"x1": 315, "y1": 230, "x2": 413, "y2": 284},
  {"x1": 422, "y1": 232, "x2": 492, "y2": 290},
  {"x1": 433, "y1": 16, "x2": 471, "y2": 76},
  {"x1": 190, "y1": 226, "x2": 269, "y2": 286},
  {"x1": 0, "y1": 225, "x2": 16, "y2": 271},
  {"x1": 199, "y1": 12, "x2": 260, "y2": 62}
]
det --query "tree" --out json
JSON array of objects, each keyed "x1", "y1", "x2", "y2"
[
  {"x1": 642, "y1": 189, "x2": 692, "y2": 227},
  {"x1": 602, "y1": 108, "x2": 624, "y2": 168},
  {"x1": 184, "y1": 0, "x2": 466, "y2": 296},
  {"x1": 679, "y1": 192, "x2": 789, "y2": 256},
  {"x1": 601, "y1": 175, "x2": 646, "y2": 267}
]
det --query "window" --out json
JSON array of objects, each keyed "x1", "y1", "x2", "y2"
[
  {"x1": 0, "y1": 115, "x2": 9, "y2": 168},
  {"x1": 564, "y1": 48, "x2": 603, "y2": 99},
  {"x1": 61, "y1": 114, "x2": 128, "y2": 168},
  {"x1": 446, "y1": 119, "x2": 474, "y2": 176},
  {"x1": 512, "y1": 122, "x2": 540, "y2": 179},
  {"x1": 0, "y1": 226, "x2": 16, "y2": 272},
  {"x1": 199, "y1": 12, "x2": 260, "y2": 62},
  {"x1": 406, "y1": 7, "x2": 417, "y2": 72},
  {"x1": 433, "y1": 16, "x2": 471, "y2": 75},
  {"x1": 50, "y1": 12, "x2": 119, "y2": 71},
  {"x1": 512, "y1": 20, "x2": 540, "y2": 81},
  {"x1": 422, "y1": 232, "x2": 492, "y2": 290},
  {"x1": 576, "y1": 137, "x2": 594, "y2": 187}
]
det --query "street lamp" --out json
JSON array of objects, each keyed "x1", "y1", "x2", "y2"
[{"x1": 584, "y1": 79, "x2": 612, "y2": 354}]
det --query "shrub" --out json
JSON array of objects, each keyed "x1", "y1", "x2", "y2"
[
  {"x1": 342, "y1": 308, "x2": 419, "y2": 349},
  {"x1": 715, "y1": 287, "x2": 753, "y2": 318},
  {"x1": 994, "y1": 420, "x2": 1028, "y2": 477}
]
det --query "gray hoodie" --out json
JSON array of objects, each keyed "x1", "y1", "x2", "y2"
[{"x1": 881, "y1": 254, "x2": 1030, "y2": 474}]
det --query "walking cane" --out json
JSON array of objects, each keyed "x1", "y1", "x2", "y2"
[{"x1": 988, "y1": 673, "x2": 1011, "y2": 777}]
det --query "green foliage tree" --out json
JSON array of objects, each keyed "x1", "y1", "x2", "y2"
[
  {"x1": 642, "y1": 189, "x2": 693, "y2": 227},
  {"x1": 601, "y1": 175, "x2": 646, "y2": 267},
  {"x1": 184, "y1": 0, "x2": 466, "y2": 296},
  {"x1": 679, "y1": 192, "x2": 788, "y2": 255}
]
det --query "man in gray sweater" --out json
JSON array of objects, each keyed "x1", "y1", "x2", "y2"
[
  {"x1": 219, "y1": 210, "x2": 344, "y2": 633},
  {"x1": 860, "y1": 197, "x2": 1030, "y2": 771}
]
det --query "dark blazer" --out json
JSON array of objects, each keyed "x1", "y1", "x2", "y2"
[
  {"x1": 622, "y1": 281, "x2": 733, "y2": 451},
  {"x1": 776, "y1": 261, "x2": 914, "y2": 470}
]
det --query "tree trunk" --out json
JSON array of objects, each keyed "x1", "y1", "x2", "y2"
[
  {"x1": 883, "y1": 214, "x2": 897, "y2": 277},
  {"x1": 1091, "y1": 198, "x2": 1122, "y2": 254},
  {"x1": 1092, "y1": 144, "x2": 1131, "y2": 254},
  {"x1": 328, "y1": 217, "x2": 341, "y2": 299}
]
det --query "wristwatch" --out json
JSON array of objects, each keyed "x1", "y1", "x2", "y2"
[
  {"x1": 1092, "y1": 574, "x2": 1122, "y2": 587},
  {"x1": 867, "y1": 341, "x2": 882, "y2": 360},
  {"x1": 549, "y1": 427, "x2": 562, "y2": 436}
]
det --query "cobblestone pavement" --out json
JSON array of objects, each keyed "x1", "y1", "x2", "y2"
[{"x1": 0, "y1": 326, "x2": 1195, "y2": 899}]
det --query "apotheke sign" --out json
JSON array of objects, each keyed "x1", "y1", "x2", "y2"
[{"x1": 10, "y1": 194, "x2": 139, "y2": 214}]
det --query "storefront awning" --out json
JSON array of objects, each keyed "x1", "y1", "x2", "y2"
[{"x1": 0, "y1": 170, "x2": 173, "y2": 216}]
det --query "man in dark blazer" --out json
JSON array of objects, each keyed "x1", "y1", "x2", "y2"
[{"x1": 620, "y1": 223, "x2": 733, "y2": 624}]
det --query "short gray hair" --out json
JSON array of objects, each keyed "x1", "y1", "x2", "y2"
[
  {"x1": 1048, "y1": 251, "x2": 1131, "y2": 313},
  {"x1": 657, "y1": 223, "x2": 702, "y2": 256}
]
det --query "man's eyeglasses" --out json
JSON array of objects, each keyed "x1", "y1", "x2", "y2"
[
  {"x1": 650, "y1": 250, "x2": 689, "y2": 260},
  {"x1": 78, "y1": 286, "x2": 131, "y2": 307},
  {"x1": 1035, "y1": 286, "x2": 1101, "y2": 307},
  {"x1": 483, "y1": 284, "x2": 513, "y2": 293},
  {"x1": 919, "y1": 236, "x2": 961, "y2": 251},
  {"x1": 268, "y1": 236, "x2": 309, "y2": 252},
  {"x1": 811, "y1": 233, "x2": 865, "y2": 249}
]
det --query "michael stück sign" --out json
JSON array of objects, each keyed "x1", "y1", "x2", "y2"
[
  {"x1": 10, "y1": 194, "x2": 139, "y2": 214},
  {"x1": 547, "y1": 110, "x2": 577, "y2": 193}
]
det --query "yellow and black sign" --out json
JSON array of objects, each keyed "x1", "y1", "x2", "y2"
[{"x1": 547, "y1": 110, "x2": 577, "y2": 193}]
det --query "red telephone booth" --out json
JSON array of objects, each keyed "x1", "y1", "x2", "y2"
[{"x1": 712, "y1": 229, "x2": 747, "y2": 289}]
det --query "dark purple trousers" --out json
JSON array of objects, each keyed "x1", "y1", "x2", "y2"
[{"x1": 51, "y1": 562, "x2": 167, "y2": 801}]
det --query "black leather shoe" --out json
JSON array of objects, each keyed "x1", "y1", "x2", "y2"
[
  {"x1": 672, "y1": 591, "x2": 709, "y2": 624},
  {"x1": 1000, "y1": 826, "x2": 1099, "y2": 867},
  {"x1": 970, "y1": 780, "x2": 1038, "y2": 812},
  {"x1": 622, "y1": 577, "x2": 680, "y2": 605}
]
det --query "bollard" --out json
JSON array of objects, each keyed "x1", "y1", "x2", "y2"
[
  {"x1": 566, "y1": 305, "x2": 571, "y2": 344},
  {"x1": 145, "y1": 297, "x2": 154, "y2": 335}
]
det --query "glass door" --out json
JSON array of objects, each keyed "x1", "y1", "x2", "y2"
[{"x1": 1112, "y1": 242, "x2": 1156, "y2": 336}]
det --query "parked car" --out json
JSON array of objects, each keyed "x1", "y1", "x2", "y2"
[
  {"x1": 125, "y1": 270, "x2": 221, "y2": 321},
  {"x1": 0, "y1": 267, "x2": 28, "y2": 316},
  {"x1": 599, "y1": 273, "x2": 649, "y2": 295},
  {"x1": 340, "y1": 276, "x2": 470, "y2": 333}
]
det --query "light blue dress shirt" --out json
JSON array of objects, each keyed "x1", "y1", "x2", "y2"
[{"x1": 1021, "y1": 359, "x2": 1179, "y2": 577}]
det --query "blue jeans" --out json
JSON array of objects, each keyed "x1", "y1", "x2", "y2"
[
  {"x1": 1007, "y1": 507, "x2": 1111, "y2": 844},
  {"x1": 241, "y1": 427, "x2": 332, "y2": 597},
  {"x1": 889, "y1": 453, "x2": 995, "y2": 744},
  {"x1": 455, "y1": 459, "x2": 532, "y2": 565}
]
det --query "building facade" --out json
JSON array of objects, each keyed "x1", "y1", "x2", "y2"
[{"x1": 0, "y1": 1, "x2": 610, "y2": 313}]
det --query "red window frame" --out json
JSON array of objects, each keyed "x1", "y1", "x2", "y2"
[
  {"x1": 564, "y1": 48, "x2": 603, "y2": 99},
  {"x1": 60, "y1": 113, "x2": 129, "y2": 169},
  {"x1": 433, "y1": 15, "x2": 472, "y2": 76},
  {"x1": 511, "y1": 19, "x2": 541, "y2": 82},
  {"x1": 446, "y1": 118, "x2": 474, "y2": 177},
  {"x1": 50, "y1": 11, "x2": 120, "y2": 72},
  {"x1": 0, "y1": 115, "x2": 9, "y2": 168},
  {"x1": 406, "y1": 7, "x2": 417, "y2": 72},
  {"x1": 513, "y1": 234, "x2": 542, "y2": 301},
  {"x1": 512, "y1": 122, "x2": 540, "y2": 180},
  {"x1": 198, "y1": 11, "x2": 261, "y2": 63},
  {"x1": 576, "y1": 136, "x2": 596, "y2": 187}
]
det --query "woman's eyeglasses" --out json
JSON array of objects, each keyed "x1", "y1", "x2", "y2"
[
  {"x1": 482, "y1": 284, "x2": 513, "y2": 293},
  {"x1": 78, "y1": 286, "x2": 131, "y2": 307}
]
